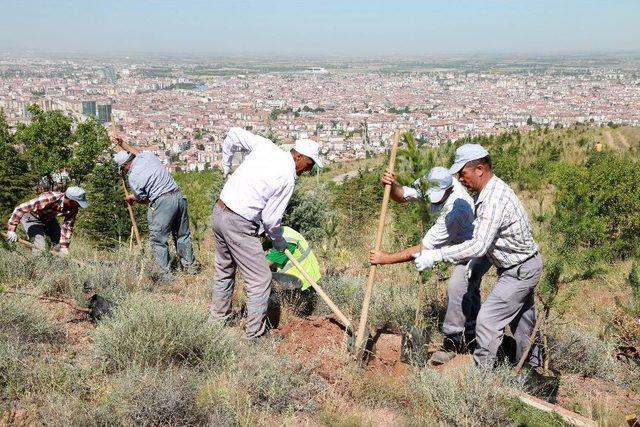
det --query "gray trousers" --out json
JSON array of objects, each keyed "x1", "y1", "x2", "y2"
[
  {"x1": 210, "y1": 203, "x2": 272, "y2": 339},
  {"x1": 473, "y1": 253, "x2": 543, "y2": 368},
  {"x1": 21, "y1": 213, "x2": 60, "y2": 251},
  {"x1": 148, "y1": 191, "x2": 196, "y2": 275},
  {"x1": 442, "y1": 261, "x2": 486, "y2": 337}
]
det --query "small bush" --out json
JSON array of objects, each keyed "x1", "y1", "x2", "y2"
[
  {"x1": 96, "y1": 367, "x2": 207, "y2": 426},
  {"x1": 550, "y1": 329, "x2": 618, "y2": 381},
  {"x1": 234, "y1": 342, "x2": 320, "y2": 414},
  {"x1": 412, "y1": 365, "x2": 524, "y2": 426},
  {"x1": 94, "y1": 293, "x2": 236, "y2": 371}
]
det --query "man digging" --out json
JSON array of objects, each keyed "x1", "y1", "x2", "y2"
[
  {"x1": 114, "y1": 137, "x2": 199, "y2": 283},
  {"x1": 210, "y1": 127, "x2": 322, "y2": 341},
  {"x1": 413, "y1": 144, "x2": 543, "y2": 369},
  {"x1": 370, "y1": 166, "x2": 489, "y2": 365},
  {"x1": 6, "y1": 187, "x2": 89, "y2": 255}
]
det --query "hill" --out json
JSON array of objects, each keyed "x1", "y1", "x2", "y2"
[{"x1": 1, "y1": 124, "x2": 640, "y2": 425}]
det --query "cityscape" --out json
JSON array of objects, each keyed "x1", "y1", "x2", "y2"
[{"x1": 2, "y1": 54, "x2": 639, "y2": 172}]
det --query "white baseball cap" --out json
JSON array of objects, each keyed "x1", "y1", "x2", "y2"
[
  {"x1": 293, "y1": 139, "x2": 323, "y2": 169},
  {"x1": 425, "y1": 167, "x2": 453, "y2": 204},
  {"x1": 449, "y1": 144, "x2": 490, "y2": 174},
  {"x1": 65, "y1": 186, "x2": 89, "y2": 208},
  {"x1": 114, "y1": 150, "x2": 133, "y2": 172}
]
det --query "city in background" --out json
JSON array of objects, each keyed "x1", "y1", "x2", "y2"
[{"x1": 1, "y1": 54, "x2": 639, "y2": 172}]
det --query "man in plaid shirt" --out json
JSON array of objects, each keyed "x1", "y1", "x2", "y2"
[
  {"x1": 6, "y1": 187, "x2": 89, "y2": 254},
  {"x1": 414, "y1": 144, "x2": 542, "y2": 369}
]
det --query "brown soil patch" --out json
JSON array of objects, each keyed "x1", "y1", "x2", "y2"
[
  {"x1": 556, "y1": 373, "x2": 640, "y2": 417},
  {"x1": 276, "y1": 316, "x2": 410, "y2": 382}
]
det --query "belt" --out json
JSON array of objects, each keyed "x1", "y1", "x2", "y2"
[
  {"x1": 499, "y1": 251, "x2": 539, "y2": 273},
  {"x1": 216, "y1": 199, "x2": 235, "y2": 214},
  {"x1": 159, "y1": 188, "x2": 181, "y2": 198}
]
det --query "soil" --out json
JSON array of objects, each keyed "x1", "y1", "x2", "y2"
[
  {"x1": 276, "y1": 315, "x2": 411, "y2": 382},
  {"x1": 556, "y1": 373, "x2": 640, "y2": 417}
]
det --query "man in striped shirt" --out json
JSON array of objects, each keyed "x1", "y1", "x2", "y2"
[
  {"x1": 6, "y1": 187, "x2": 89, "y2": 254},
  {"x1": 414, "y1": 144, "x2": 542, "y2": 368}
]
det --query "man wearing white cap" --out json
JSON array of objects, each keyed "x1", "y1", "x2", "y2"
[
  {"x1": 113, "y1": 138, "x2": 199, "y2": 282},
  {"x1": 211, "y1": 127, "x2": 322, "y2": 340},
  {"x1": 370, "y1": 166, "x2": 487, "y2": 364},
  {"x1": 413, "y1": 144, "x2": 542, "y2": 369},
  {"x1": 6, "y1": 186, "x2": 89, "y2": 254}
]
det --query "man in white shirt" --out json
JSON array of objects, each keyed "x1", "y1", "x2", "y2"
[
  {"x1": 370, "y1": 166, "x2": 488, "y2": 364},
  {"x1": 413, "y1": 144, "x2": 542, "y2": 369},
  {"x1": 211, "y1": 127, "x2": 323, "y2": 339}
]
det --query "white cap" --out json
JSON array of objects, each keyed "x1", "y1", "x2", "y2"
[
  {"x1": 449, "y1": 144, "x2": 490, "y2": 174},
  {"x1": 293, "y1": 138, "x2": 323, "y2": 169},
  {"x1": 114, "y1": 150, "x2": 133, "y2": 172},
  {"x1": 425, "y1": 167, "x2": 453, "y2": 204},
  {"x1": 65, "y1": 186, "x2": 89, "y2": 208}
]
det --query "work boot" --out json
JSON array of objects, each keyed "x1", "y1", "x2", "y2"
[
  {"x1": 183, "y1": 260, "x2": 201, "y2": 275},
  {"x1": 429, "y1": 334, "x2": 463, "y2": 366}
]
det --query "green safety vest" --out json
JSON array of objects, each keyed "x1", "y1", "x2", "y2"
[{"x1": 279, "y1": 227, "x2": 321, "y2": 291}]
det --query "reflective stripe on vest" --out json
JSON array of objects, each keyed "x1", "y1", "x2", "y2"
[{"x1": 280, "y1": 245, "x2": 312, "y2": 273}]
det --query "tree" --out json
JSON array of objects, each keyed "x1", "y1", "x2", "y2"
[
  {"x1": 14, "y1": 105, "x2": 73, "y2": 188},
  {"x1": 67, "y1": 116, "x2": 110, "y2": 185},
  {"x1": 77, "y1": 161, "x2": 131, "y2": 248},
  {"x1": 0, "y1": 109, "x2": 32, "y2": 222}
]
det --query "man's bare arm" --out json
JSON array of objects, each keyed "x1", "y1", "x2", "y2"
[
  {"x1": 114, "y1": 137, "x2": 141, "y2": 156},
  {"x1": 381, "y1": 170, "x2": 407, "y2": 203},
  {"x1": 370, "y1": 244, "x2": 422, "y2": 265}
]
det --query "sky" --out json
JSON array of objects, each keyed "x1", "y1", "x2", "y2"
[{"x1": 1, "y1": 0, "x2": 639, "y2": 56}]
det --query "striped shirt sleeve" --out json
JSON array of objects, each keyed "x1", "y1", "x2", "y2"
[
  {"x1": 438, "y1": 199, "x2": 503, "y2": 263},
  {"x1": 59, "y1": 212, "x2": 77, "y2": 249},
  {"x1": 7, "y1": 193, "x2": 57, "y2": 231}
]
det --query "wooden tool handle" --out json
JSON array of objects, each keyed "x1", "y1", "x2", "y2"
[
  {"x1": 354, "y1": 130, "x2": 402, "y2": 353},
  {"x1": 121, "y1": 177, "x2": 142, "y2": 247},
  {"x1": 284, "y1": 249, "x2": 353, "y2": 330},
  {"x1": 1, "y1": 231, "x2": 87, "y2": 267}
]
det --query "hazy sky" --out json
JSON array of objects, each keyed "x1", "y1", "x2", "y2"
[{"x1": 2, "y1": 0, "x2": 639, "y2": 56}]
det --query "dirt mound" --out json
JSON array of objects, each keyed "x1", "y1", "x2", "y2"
[{"x1": 276, "y1": 316, "x2": 410, "y2": 381}]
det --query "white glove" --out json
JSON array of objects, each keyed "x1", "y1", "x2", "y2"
[
  {"x1": 466, "y1": 258, "x2": 478, "y2": 281},
  {"x1": 413, "y1": 250, "x2": 440, "y2": 272},
  {"x1": 6, "y1": 231, "x2": 18, "y2": 243},
  {"x1": 273, "y1": 237, "x2": 288, "y2": 252},
  {"x1": 222, "y1": 164, "x2": 231, "y2": 179}
]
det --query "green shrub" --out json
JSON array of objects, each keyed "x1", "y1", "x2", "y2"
[
  {"x1": 412, "y1": 366, "x2": 524, "y2": 426},
  {"x1": 94, "y1": 293, "x2": 236, "y2": 371},
  {"x1": 97, "y1": 367, "x2": 208, "y2": 426},
  {"x1": 552, "y1": 153, "x2": 640, "y2": 259},
  {"x1": 550, "y1": 329, "x2": 618, "y2": 381},
  {"x1": 284, "y1": 184, "x2": 333, "y2": 243}
]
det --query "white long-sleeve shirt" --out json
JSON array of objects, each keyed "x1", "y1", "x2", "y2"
[
  {"x1": 437, "y1": 175, "x2": 539, "y2": 269},
  {"x1": 219, "y1": 128, "x2": 296, "y2": 241},
  {"x1": 421, "y1": 180, "x2": 475, "y2": 252}
]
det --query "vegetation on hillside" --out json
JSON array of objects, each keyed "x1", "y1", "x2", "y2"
[{"x1": 1, "y1": 114, "x2": 639, "y2": 424}]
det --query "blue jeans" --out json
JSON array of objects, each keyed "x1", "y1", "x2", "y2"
[{"x1": 147, "y1": 191, "x2": 196, "y2": 276}]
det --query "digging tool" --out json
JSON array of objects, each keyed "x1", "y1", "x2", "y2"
[
  {"x1": 284, "y1": 249, "x2": 354, "y2": 332},
  {"x1": 111, "y1": 121, "x2": 142, "y2": 248},
  {"x1": 514, "y1": 298, "x2": 543, "y2": 373},
  {"x1": 121, "y1": 177, "x2": 142, "y2": 247},
  {"x1": 354, "y1": 130, "x2": 401, "y2": 359}
]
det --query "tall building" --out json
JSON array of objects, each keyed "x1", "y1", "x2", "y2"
[
  {"x1": 97, "y1": 103, "x2": 112, "y2": 123},
  {"x1": 82, "y1": 100, "x2": 96, "y2": 116}
]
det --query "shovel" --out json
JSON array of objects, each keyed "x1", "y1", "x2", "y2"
[
  {"x1": 354, "y1": 130, "x2": 401, "y2": 361},
  {"x1": 283, "y1": 250, "x2": 357, "y2": 346}
]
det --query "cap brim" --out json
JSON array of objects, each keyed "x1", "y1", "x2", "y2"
[
  {"x1": 77, "y1": 200, "x2": 89, "y2": 208},
  {"x1": 427, "y1": 188, "x2": 446, "y2": 204},
  {"x1": 449, "y1": 160, "x2": 467, "y2": 174},
  {"x1": 310, "y1": 155, "x2": 324, "y2": 169}
]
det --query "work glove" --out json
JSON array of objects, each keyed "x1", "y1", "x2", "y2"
[
  {"x1": 222, "y1": 164, "x2": 231, "y2": 179},
  {"x1": 51, "y1": 244, "x2": 69, "y2": 256},
  {"x1": 6, "y1": 230, "x2": 18, "y2": 243},
  {"x1": 273, "y1": 237, "x2": 288, "y2": 252},
  {"x1": 413, "y1": 250, "x2": 441, "y2": 272}
]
